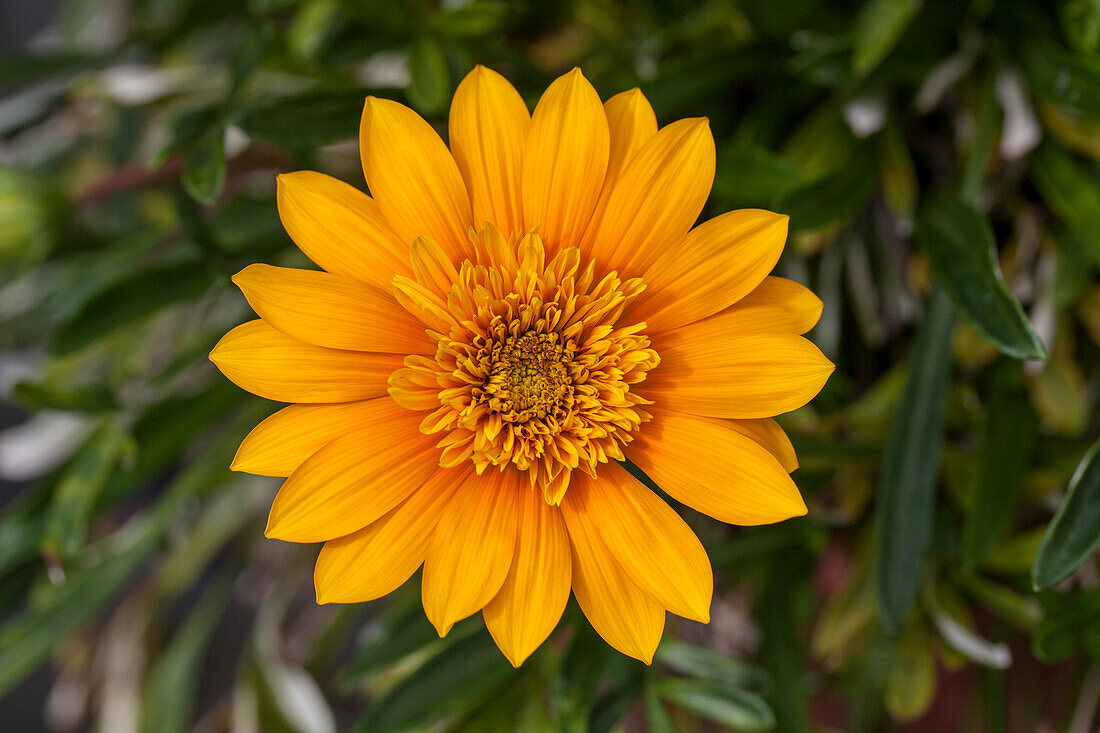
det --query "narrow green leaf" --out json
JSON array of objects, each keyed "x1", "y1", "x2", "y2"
[
  {"x1": 643, "y1": 684, "x2": 679, "y2": 733},
  {"x1": 1032, "y1": 436, "x2": 1100, "y2": 589},
  {"x1": 355, "y1": 628, "x2": 518, "y2": 732},
  {"x1": 874, "y1": 288, "x2": 954, "y2": 630},
  {"x1": 0, "y1": 539, "x2": 151, "y2": 696},
  {"x1": 658, "y1": 677, "x2": 775, "y2": 732},
  {"x1": 556, "y1": 618, "x2": 611, "y2": 733},
  {"x1": 587, "y1": 676, "x2": 643, "y2": 733},
  {"x1": 182, "y1": 126, "x2": 227, "y2": 205},
  {"x1": 429, "y1": 1, "x2": 508, "y2": 37},
  {"x1": 916, "y1": 197, "x2": 1045, "y2": 360},
  {"x1": 41, "y1": 422, "x2": 134, "y2": 564},
  {"x1": 406, "y1": 37, "x2": 450, "y2": 115},
  {"x1": 961, "y1": 364, "x2": 1037, "y2": 568},
  {"x1": 12, "y1": 380, "x2": 118, "y2": 412},
  {"x1": 1029, "y1": 142, "x2": 1100, "y2": 264},
  {"x1": 48, "y1": 260, "x2": 216, "y2": 356},
  {"x1": 236, "y1": 90, "x2": 368, "y2": 147},
  {"x1": 883, "y1": 617, "x2": 935, "y2": 721},
  {"x1": 777, "y1": 145, "x2": 876, "y2": 232},
  {"x1": 713, "y1": 143, "x2": 802, "y2": 208},
  {"x1": 655, "y1": 640, "x2": 770, "y2": 693},
  {"x1": 141, "y1": 577, "x2": 233, "y2": 733},
  {"x1": 1021, "y1": 37, "x2": 1100, "y2": 115},
  {"x1": 852, "y1": 0, "x2": 922, "y2": 76}
]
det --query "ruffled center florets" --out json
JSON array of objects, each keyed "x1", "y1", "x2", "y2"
[{"x1": 387, "y1": 225, "x2": 659, "y2": 504}]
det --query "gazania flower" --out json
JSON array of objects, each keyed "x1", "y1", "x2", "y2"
[{"x1": 210, "y1": 66, "x2": 833, "y2": 666}]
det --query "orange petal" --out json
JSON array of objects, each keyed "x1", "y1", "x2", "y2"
[
  {"x1": 631, "y1": 407, "x2": 807, "y2": 525},
  {"x1": 449, "y1": 66, "x2": 530, "y2": 240},
  {"x1": 602, "y1": 89, "x2": 658, "y2": 189},
  {"x1": 728, "y1": 417, "x2": 799, "y2": 473},
  {"x1": 421, "y1": 469, "x2": 520, "y2": 636},
  {"x1": 521, "y1": 68, "x2": 609, "y2": 253},
  {"x1": 314, "y1": 468, "x2": 466, "y2": 603},
  {"x1": 646, "y1": 330, "x2": 834, "y2": 419},
  {"x1": 276, "y1": 171, "x2": 411, "y2": 290},
  {"x1": 582, "y1": 117, "x2": 715, "y2": 273},
  {"x1": 703, "y1": 276, "x2": 823, "y2": 335},
  {"x1": 625, "y1": 209, "x2": 788, "y2": 334},
  {"x1": 565, "y1": 489, "x2": 664, "y2": 664},
  {"x1": 483, "y1": 488, "x2": 572, "y2": 667},
  {"x1": 360, "y1": 97, "x2": 473, "y2": 260},
  {"x1": 231, "y1": 264, "x2": 430, "y2": 353},
  {"x1": 209, "y1": 320, "x2": 403, "y2": 403},
  {"x1": 582, "y1": 89, "x2": 658, "y2": 254},
  {"x1": 264, "y1": 400, "x2": 440, "y2": 542},
  {"x1": 232, "y1": 399, "x2": 394, "y2": 477},
  {"x1": 562, "y1": 464, "x2": 712, "y2": 623}
]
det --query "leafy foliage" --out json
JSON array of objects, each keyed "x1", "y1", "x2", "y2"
[{"x1": 2, "y1": 0, "x2": 1100, "y2": 730}]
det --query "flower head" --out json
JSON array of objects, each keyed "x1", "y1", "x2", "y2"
[{"x1": 211, "y1": 65, "x2": 834, "y2": 666}]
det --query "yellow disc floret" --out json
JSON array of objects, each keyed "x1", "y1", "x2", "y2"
[{"x1": 388, "y1": 224, "x2": 659, "y2": 504}]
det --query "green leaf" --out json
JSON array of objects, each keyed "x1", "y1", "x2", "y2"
[
  {"x1": 852, "y1": 0, "x2": 922, "y2": 77},
  {"x1": 643, "y1": 684, "x2": 679, "y2": 733},
  {"x1": 0, "y1": 536, "x2": 153, "y2": 697},
  {"x1": 1021, "y1": 37, "x2": 1100, "y2": 115},
  {"x1": 654, "y1": 640, "x2": 770, "y2": 694},
  {"x1": 406, "y1": 37, "x2": 450, "y2": 115},
  {"x1": 355, "y1": 628, "x2": 519, "y2": 732},
  {"x1": 961, "y1": 364, "x2": 1037, "y2": 568},
  {"x1": 587, "y1": 676, "x2": 643, "y2": 733},
  {"x1": 1032, "y1": 436, "x2": 1100, "y2": 589},
  {"x1": 916, "y1": 197, "x2": 1046, "y2": 360},
  {"x1": 12, "y1": 380, "x2": 118, "y2": 412},
  {"x1": 874, "y1": 288, "x2": 954, "y2": 630},
  {"x1": 48, "y1": 260, "x2": 217, "y2": 356},
  {"x1": 883, "y1": 617, "x2": 935, "y2": 721},
  {"x1": 141, "y1": 577, "x2": 233, "y2": 733},
  {"x1": 429, "y1": 1, "x2": 508, "y2": 37},
  {"x1": 1029, "y1": 142, "x2": 1100, "y2": 264},
  {"x1": 658, "y1": 677, "x2": 775, "y2": 732},
  {"x1": 182, "y1": 126, "x2": 227, "y2": 205},
  {"x1": 236, "y1": 90, "x2": 368, "y2": 147},
  {"x1": 556, "y1": 618, "x2": 611, "y2": 733},
  {"x1": 777, "y1": 145, "x2": 876, "y2": 232},
  {"x1": 41, "y1": 422, "x2": 134, "y2": 564},
  {"x1": 713, "y1": 143, "x2": 802, "y2": 208}
]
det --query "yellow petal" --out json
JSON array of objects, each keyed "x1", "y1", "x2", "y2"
[
  {"x1": 706, "y1": 276, "x2": 823, "y2": 335},
  {"x1": 562, "y1": 464, "x2": 712, "y2": 623},
  {"x1": 583, "y1": 89, "x2": 658, "y2": 246},
  {"x1": 231, "y1": 264, "x2": 430, "y2": 353},
  {"x1": 264, "y1": 400, "x2": 439, "y2": 542},
  {"x1": 360, "y1": 97, "x2": 473, "y2": 260},
  {"x1": 582, "y1": 117, "x2": 715, "y2": 272},
  {"x1": 630, "y1": 407, "x2": 807, "y2": 525},
  {"x1": 625, "y1": 209, "x2": 788, "y2": 334},
  {"x1": 449, "y1": 66, "x2": 530, "y2": 240},
  {"x1": 728, "y1": 417, "x2": 799, "y2": 473},
  {"x1": 232, "y1": 399, "x2": 394, "y2": 477},
  {"x1": 565, "y1": 487, "x2": 664, "y2": 664},
  {"x1": 603, "y1": 89, "x2": 658, "y2": 189},
  {"x1": 209, "y1": 320, "x2": 403, "y2": 403},
  {"x1": 422, "y1": 468, "x2": 520, "y2": 636},
  {"x1": 314, "y1": 468, "x2": 466, "y2": 603},
  {"x1": 646, "y1": 330, "x2": 834, "y2": 419},
  {"x1": 521, "y1": 68, "x2": 609, "y2": 253},
  {"x1": 483, "y1": 487, "x2": 572, "y2": 667},
  {"x1": 276, "y1": 171, "x2": 411, "y2": 290}
]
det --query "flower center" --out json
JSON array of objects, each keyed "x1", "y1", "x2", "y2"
[
  {"x1": 485, "y1": 330, "x2": 573, "y2": 423},
  {"x1": 388, "y1": 225, "x2": 659, "y2": 504}
]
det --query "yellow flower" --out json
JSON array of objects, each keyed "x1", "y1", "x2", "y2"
[{"x1": 210, "y1": 66, "x2": 834, "y2": 666}]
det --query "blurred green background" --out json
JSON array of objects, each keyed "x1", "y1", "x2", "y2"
[{"x1": 2, "y1": 0, "x2": 1100, "y2": 730}]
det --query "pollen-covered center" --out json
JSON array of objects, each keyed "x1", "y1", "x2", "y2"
[
  {"x1": 486, "y1": 330, "x2": 573, "y2": 422},
  {"x1": 387, "y1": 224, "x2": 659, "y2": 505}
]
